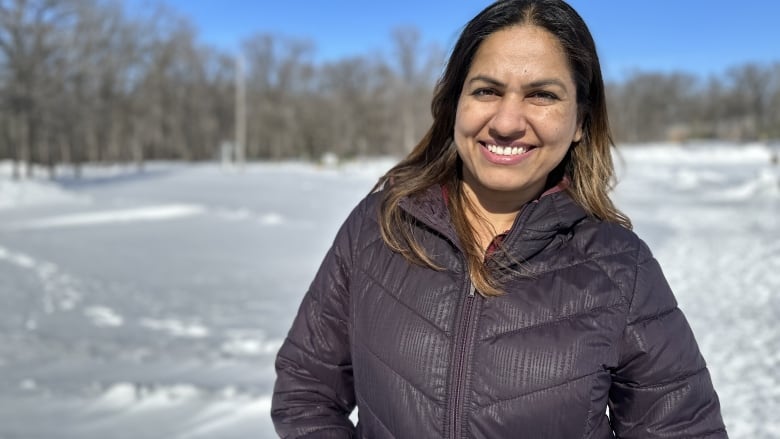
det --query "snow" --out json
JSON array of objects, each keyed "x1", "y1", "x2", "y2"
[
  {"x1": 85, "y1": 306, "x2": 125, "y2": 328},
  {"x1": 0, "y1": 177, "x2": 88, "y2": 210},
  {"x1": 14, "y1": 204, "x2": 206, "y2": 229},
  {"x1": 0, "y1": 145, "x2": 778, "y2": 438},
  {"x1": 139, "y1": 317, "x2": 211, "y2": 338}
]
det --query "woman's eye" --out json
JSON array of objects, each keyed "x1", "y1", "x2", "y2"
[
  {"x1": 472, "y1": 88, "x2": 498, "y2": 97},
  {"x1": 529, "y1": 91, "x2": 559, "y2": 102}
]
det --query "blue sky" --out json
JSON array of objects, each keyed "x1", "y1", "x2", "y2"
[{"x1": 131, "y1": 0, "x2": 780, "y2": 80}]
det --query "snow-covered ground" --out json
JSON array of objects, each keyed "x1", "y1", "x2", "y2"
[{"x1": 0, "y1": 143, "x2": 777, "y2": 438}]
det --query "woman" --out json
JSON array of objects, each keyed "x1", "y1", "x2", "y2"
[{"x1": 272, "y1": 1, "x2": 727, "y2": 437}]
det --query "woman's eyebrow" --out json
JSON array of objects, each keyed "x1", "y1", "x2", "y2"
[
  {"x1": 467, "y1": 75, "x2": 504, "y2": 87},
  {"x1": 467, "y1": 75, "x2": 567, "y2": 90},
  {"x1": 526, "y1": 78, "x2": 567, "y2": 89}
]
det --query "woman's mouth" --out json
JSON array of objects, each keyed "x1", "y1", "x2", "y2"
[
  {"x1": 484, "y1": 143, "x2": 530, "y2": 156},
  {"x1": 479, "y1": 141, "x2": 536, "y2": 165}
]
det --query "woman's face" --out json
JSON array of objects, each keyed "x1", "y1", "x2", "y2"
[{"x1": 454, "y1": 25, "x2": 582, "y2": 206}]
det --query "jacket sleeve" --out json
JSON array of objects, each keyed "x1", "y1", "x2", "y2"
[
  {"x1": 609, "y1": 240, "x2": 727, "y2": 438},
  {"x1": 271, "y1": 202, "x2": 366, "y2": 439}
]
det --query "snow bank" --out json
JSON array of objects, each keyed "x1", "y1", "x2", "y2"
[
  {"x1": 15, "y1": 204, "x2": 206, "y2": 229},
  {"x1": 0, "y1": 176, "x2": 89, "y2": 210},
  {"x1": 616, "y1": 142, "x2": 775, "y2": 164}
]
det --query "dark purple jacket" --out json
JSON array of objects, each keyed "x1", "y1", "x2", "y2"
[{"x1": 272, "y1": 186, "x2": 726, "y2": 438}]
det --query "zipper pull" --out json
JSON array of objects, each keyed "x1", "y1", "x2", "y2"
[{"x1": 468, "y1": 281, "x2": 476, "y2": 297}]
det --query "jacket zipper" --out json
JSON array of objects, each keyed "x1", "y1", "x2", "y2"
[
  {"x1": 449, "y1": 282, "x2": 478, "y2": 439},
  {"x1": 447, "y1": 204, "x2": 535, "y2": 437}
]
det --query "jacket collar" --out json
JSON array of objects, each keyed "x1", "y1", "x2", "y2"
[
  {"x1": 500, "y1": 189, "x2": 587, "y2": 264},
  {"x1": 397, "y1": 184, "x2": 461, "y2": 248},
  {"x1": 397, "y1": 183, "x2": 588, "y2": 264}
]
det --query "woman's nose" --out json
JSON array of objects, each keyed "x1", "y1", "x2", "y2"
[{"x1": 489, "y1": 95, "x2": 527, "y2": 139}]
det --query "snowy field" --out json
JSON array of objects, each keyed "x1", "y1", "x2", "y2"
[{"x1": 0, "y1": 143, "x2": 778, "y2": 438}]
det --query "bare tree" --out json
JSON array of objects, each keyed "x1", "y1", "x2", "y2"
[
  {"x1": 242, "y1": 33, "x2": 314, "y2": 159},
  {"x1": 0, "y1": 0, "x2": 74, "y2": 178},
  {"x1": 390, "y1": 26, "x2": 441, "y2": 154},
  {"x1": 726, "y1": 63, "x2": 775, "y2": 140},
  {"x1": 608, "y1": 71, "x2": 698, "y2": 143}
]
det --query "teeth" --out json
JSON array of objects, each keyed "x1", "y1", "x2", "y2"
[{"x1": 486, "y1": 144, "x2": 526, "y2": 156}]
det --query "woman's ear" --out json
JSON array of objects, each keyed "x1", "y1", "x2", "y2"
[
  {"x1": 574, "y1": 110, "x2": 585, "y2": 143},
  {"x1": 573, "y1": 124, "x2": 583, "y2": 143}
]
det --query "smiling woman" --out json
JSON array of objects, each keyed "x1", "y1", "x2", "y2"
[
  {"x1": 271, "y1": 1, "x2": 728, "y2": 438},
  {"x1": 454, "y1": 25, "x2": 583, "y2": 248}
]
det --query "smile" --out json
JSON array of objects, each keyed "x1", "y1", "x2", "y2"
[
  {"x1": 485, "y1": 143, "x2": 528, "y2": 156},
  {"x1": 477, "y1": 141, "x2": 537, "y2": 166}
]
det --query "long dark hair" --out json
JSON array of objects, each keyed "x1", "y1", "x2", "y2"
[{"x1": 374, "y1": 0, "x2": 631, "y2": 296}]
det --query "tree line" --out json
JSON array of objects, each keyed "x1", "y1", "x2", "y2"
[
  {"x1": 608, "y1": 66, "x2": 780, "y2": 143},
  {"x1": 1, "y1": 0, "x2": 778, "y2": 179}
]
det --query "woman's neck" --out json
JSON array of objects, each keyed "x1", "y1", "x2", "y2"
[{"x1": 460, "y1": 182, "x2": 538, "y2": 251}]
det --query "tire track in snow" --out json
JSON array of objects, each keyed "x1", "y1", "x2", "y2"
[
  {"x1": 0, "y1": 245, "x2": 84, "y2": 319},
  {"x1": 0, "y1": 246, "x2": 127, "y2": 331}
]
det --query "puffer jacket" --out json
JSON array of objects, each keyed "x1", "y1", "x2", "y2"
[{"x1": 271, "y1": 185, "x2": 727, "y2": 438}]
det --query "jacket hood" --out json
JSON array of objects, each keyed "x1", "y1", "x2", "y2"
[{"x1": 397, "y1": 184, "x2": 589, "y2": 269}]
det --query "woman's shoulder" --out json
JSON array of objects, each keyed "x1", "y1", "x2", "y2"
[
  {"x1": 332, "y1": 190, "x2": 384, "y2": 248},
  {"x1": 557, "y1": 218, "x2": 661, "y2": 304},
  {"x1": 568, "y1": 215, "x2": 648, "y2": 264},
  {"x1": 349, "y1": 189, "x2": 384, "y2": 225}
]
